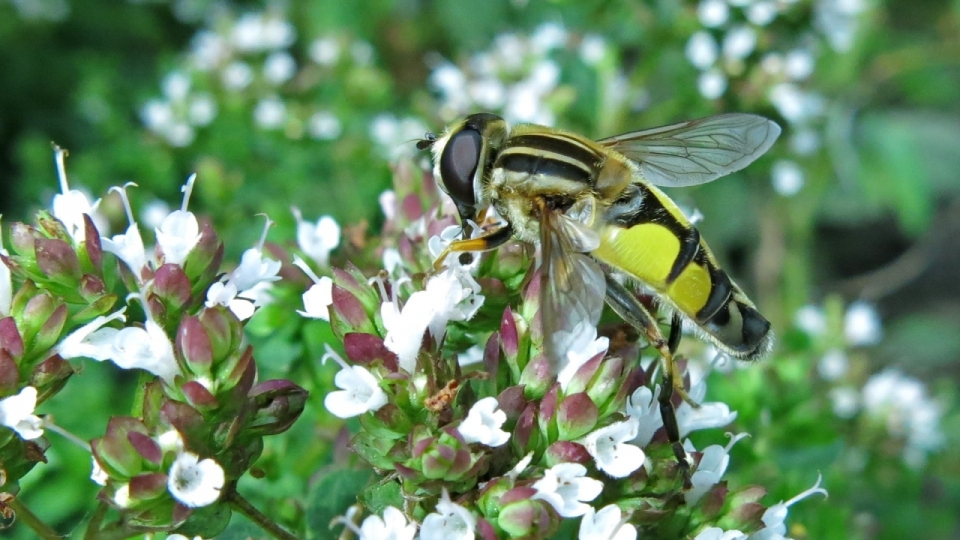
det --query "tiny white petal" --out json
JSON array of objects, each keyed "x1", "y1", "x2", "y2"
[
  {"x1": 459, "y1": 397, "x2": 510, "y2": 447},
  {"x1": 698, "y1": 0, "x2": 729, "y2": 27},
  {"x1": 298, "y1": 277, "x2": 334, "y2": 320},
  {"x1": 578, "y1": 504, "x2": 637, "y2": 540},
  {"x1": 844, "y1": 301, "x2": 882, "y2": 346},
  {"x1": 532, "y1": 462, "x2": 603, "y2": 518},
  {"x1": 420, "y1": 490, "x2": 476, "y2": 540},
  {"x1": 771, "y1": 160, "x2": 804, "y2": 196},
  {"x1": 168, "y1": 452, "x2": 225, "y2": 507},
  {"x1": 156, "y1": 210, "x2": 201, "y2": 266},
  {"x1": 324, "y1": 364, "x2": 388, "y2": 419},
  {"x1": 579, "y1": 418, "x2": 644, "y2": 478},
  {"x1": 0, "y1": 386, "x2": 44, "y2": 440},
  {"x1": 698, "y1": 69, "x2": 727, "y2": 99}
]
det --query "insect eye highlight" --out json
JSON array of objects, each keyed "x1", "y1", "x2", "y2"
[{"x1": 438, "y1": 127, "x2": 482, "y2": 208}]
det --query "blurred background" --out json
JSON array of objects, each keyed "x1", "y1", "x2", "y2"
[{"x1": 1, "y1": 0, "x2": 958, "y2": 538}]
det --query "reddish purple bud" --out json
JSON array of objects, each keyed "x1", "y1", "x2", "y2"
[
  {"x1": 538, "y1": 384, "x2": 559, "y2": 428},
  {"x1": 34, "y1": 303, "x2": 68, "y2": 353},
  {"x1": 586, "y1": 355, "x2": 624, "y2": 409},
  {"x1": 182, "y1": 223, "x2": 224, "y2": 285},
  {"x1": 31, "y1": 354, "x2": 74, "y2": 399},
  {"x1": 483, "y1": 331, "x2": 501, "y2": 378},
  {"x1": 220, "y1": 345, "x2": 257, "y2": 395},
  {"x1": 701, "y1": 482, "x2": 728, "y2": 519},
  {"x1": 343, "y1": 333, "x2": 398, "y2": 371},
  {"x1": 521, "y1": 272, "x2": 542, "y2": 326},
  {"x1": 556, "y1": 393, "x2": 599, "y2": 440},
  {"x1": 80, "y1": 274, "x2": 107, "y2": 300},
  {"x1": 0, "y1": 317, "x2": 24, "y2": 358},
  {"x1": 563, "y1": 352, "x2": 605, "y2": 396},
  {"x1": 172, "y1": 502, "x2": 192, "y2": 526},
  {"x1": 82, "y1": 215, "x2": 103, "y2": 273},
  {"x1": 500, "y1": 307, "x2": 519, "y2": 362},
  {"x1": 513, "y1": 403, "x2": 537, "y2": 451},
  {"x1": 727, "y1": 502, "x2": 766, "y2": 530},
  {"x1": 544, "y1": 441, "x2": 592, "y2": 466},
  {"x1": 34, "y1": 237, "x2": 81, "y2": 281},
  {"x1": 177, "y1": 316, "x2": 213, "y2": 373},
  {"x1": 154, "y1": 264, "x2": 192, "y2": 310},
  {"x1": 0, "y1": 350, "x2": 20, "y2": 394},
  {"x1": 401, "y1": 193, "x2": 423, "y2": 222},
  {"x1": 140, "y1": 380, "x2": 166, "y2": 430},
  {"x1": 398, "y1": 236, "x2": 416, "y2": 266},
  {"x1": 10, "y1": 223, "x2": 37, "y2": 256},
  {"x1": 198, "y1": 306, "x2": 242, "y2": 363},
  {"x1": 498, "y1": 492, "x2": 557, "y2": 538},
  {"x1": 728, "y1": 484, "x2": 767, "y2": 506},
  {"x1": 22, "y1": 292, "x2": 56, "y2": 339},
  {"x1": 127, "y1": 431, "x2": 162, "y2": 465},
  {"x1": 500, "y1": 486, "x2": 538, "y2": 506},
  {"x1": 496, "y1": 386, "x2": 527, "y2": 420},
  {"x1": 93, "y1": 417, "x2": 151, "y2": 478},
  {"x1": 129, "y1": 472, "x2": 168, "y2": 501},
  {"x1": 37, "y1": 212, "x2": 71, "y2": 242},
  {"x1": 477, "y1": 518, "x2": 498, "y2": 540},
  {"x1": 330, "y1": 285, "x2": 375, "y2": 337},
  {"x1": 518, "y1": 354, "x2": 551, "y2": 399},
  {"x1": 181, "y1": 381, "x2": 219, "y2": 410},
  {"x1": 247, "y1": 379, "x2": 308, "y2": 435},
  {"x1": 160, "y1": 401, "x2": 210, "y2": 455}
]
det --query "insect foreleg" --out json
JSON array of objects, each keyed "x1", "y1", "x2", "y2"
[{"x1": 432, "y1": 223, "x2": 514, "y2": 271}]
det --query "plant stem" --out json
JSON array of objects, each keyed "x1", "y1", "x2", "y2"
[
  {"x1": 84, "y1": 501, "x2": 109, "y2": 540},
  {"x1": 227, "y1": 489, "x2": 298, "y2": 540},
  {"x1": 6, "y1": 496, "x2": 60, "y2": 540}
]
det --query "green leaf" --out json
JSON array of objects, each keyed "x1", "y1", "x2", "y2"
[
  {"x1": 359, "y1": 480, "x2": 404, "y2": 516},
  {"x1": 305, "y1": 468, "x2": 374, "y2": 539}
]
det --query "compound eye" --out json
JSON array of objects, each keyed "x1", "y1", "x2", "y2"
[{"x1": 438, "y1": 127, "x2": 482, "y2": 208}]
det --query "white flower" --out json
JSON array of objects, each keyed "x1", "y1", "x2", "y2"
[
  {"x1": 578, "y1": 504, "x2": 637, "y2": 540},
  {"x1": 684, "y1": 433, "x2": 749, "y2": 505},
  {"x1": 91, "y1": 456, "x2": 108, "y2": 486},
  {"x1": 51, "y1": 146, "x2": 103, "y2": 244},
  {"x1": 308, "y1": 111, "x2": 343, "y2": 140},
  {"x1": 530, "y1": 22, "x2": 568, "y2": 53},
  {"x1": 222, "y1": 61, "x2": 254, "y2": 91},
  {"x1": 794, "y1": 304, "x2": 827, "y2": 336},
  {"x1": 771, "y1": 160, "x2": 804, "y2": 197},
  {"x1": 112, "y1": 319, "x2": 179, "y2": 383},
  {"x1": 844, "y1": 301, "x2": 882, "y2": 346},
  {"x1": 422, "y1": 266, "x2": 485, "y2": 340},
  {"x1": 205, "y1": 281, "x2": 255, "y2": 321},
  {"x1": 191, "y1": 31, "x2": 228, "y2": 71},
  {"x1": 379, "y1": 190, "x2": 397, "y2": 221},
  {"x1": 165, "y1": 122, "x2": 196, "y2": 147},
  {"x1": 457, "y1": 344, "x2": 484, "y2": 367},
  {"x1": 168, "y1": 535, "x2": 204, "y2": 540},
  {"x1": 142, "y1": 99, "x2": 174, "y2": 131},
  {"x1": 420, "y1": 489, "x2": 476, "y2": 540},
  {"x1": 156, "y1": 208, "x2": 201, "y2": 266},
  {"x1": 861, "y1": 369, "x2": 944, "y2": 467},
  {"x1": 677, "y1": 375, "x2": 737, "y2": 437},
  {"x1": 351, "y1": 41, "x2": 374, "y2": 65},
  {"x1": 817, "y1": 349, "x2": 849, "y2": 381},
  {"x1": 56, "y1": 308, "x2": 127, "y2": 361},
  {"x1": 157, "y1": 429, "x2": 185, "y2": 454},
  {"x1": 747, "y1": 2, "x2": 778, "y2": 26},
  {"x1": 163, "y1": 71, "x2": 191, "y2": 101},
  {"x1": 784, "y1": 49, "x2": 815, "y2": 80},
  {"x1": 686, "y1": 31, "x2": 718, "y2": 70},
  {"x1": 114, "y1": 483, "x2": 131, "y2": 508},
  {"x1": 532, "y1": 462, "x2": 603, "y2": 517},
  {"x1": 829, "y1": 387, "x2": 860, "y2": 419},
  {"x1": 626, "y1": 385, "x2": 663, "y2": 447},
  {"x1": 309, "y1": 37, "x2": 340, "y2": 66},
  {"x1": 101, "y1": 184, "x2": 147, "y2": 279},
  {"x1": 696, "y1": 527, "x2": 747, "y2": 540},
  {"x1": 579, "y1": 34, "x2": 607, "y2": 65},
  {"x1": 697, "y1": 0, "x2": 729, "y2": 27},
  {"x1": 292, "y1": 208, "x2": 340, "y2": 267},
  {"x1": 231, "y1": 13, "x2": 294, "y2": 52},
  {"x1": 698, "y1": 69, "x2": 727, "y2": 99},
  {"x1": 254, "y1": 96, "x2": 286, "y2": 129},
  {"x1": 263, "y1": 51, "x2": 296, "y2": 85},
  {"x1": 381, "y1": 288, "x2": 433, "y2": 373},
  {"x1": 790, "y1": 128, "x2": 821, "y2": 156},
  {"x1": 723, "y1": 25, "x2": 757, "y2": 60},
  {"x1": 459, "y1": 397, "x2": 510, "y2": 447},
  {"x1": 293, "y1": 256, "x2": 333, "y2": 320},
  {"x1": 556, "y1": 321, "x2": 610, "y2": 391},
  {"x1": 231, "y1": 247, "x2": 282, "y2": 294},
  {"x1": 353, "y1": 506, "x2": 418, "y2": 540},
  {"x1": 579, "y1": 418, "x2": 644, "y2": 478},
  {"x1": 322, "y1": 345, "x2": 388, "y2": 418},
  {"x1": 749, "y1": 474, "x2": 827, "y2": 540},
  {"x1": 167, "y1": 452, "x2": 225, "y2": 507},
  {"x1": 188, "y1": 94, "x2": 217, "y2": 126},
  {"x1": 0, "y1": 386, "x2": 44, "y2": 440}
]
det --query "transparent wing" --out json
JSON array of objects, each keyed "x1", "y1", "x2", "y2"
[
  {"x1": 539, "y1": 205, "x2": 606, "y2": 376},
  {"x1": 597, "y1": 113, "x2": 781, "y2": 187}
]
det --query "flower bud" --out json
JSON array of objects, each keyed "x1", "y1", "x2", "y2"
[
  {"x1": 10, "y1": 223, "x2": 37, "y2": 257},
  {"x1": 127, "y1": 431, "x2": 162, "y2": 465},
  {"x1": 33, "y1": 303, "x2": 68, "y2": 354},
  {"x1": 160, "y1": 401, "x2": 210, "y2": 456},
  {"x1": 153, "y1": 264, "x2": 193, "y2": 313},
  {"x1": 499, "y1": 307, "x2": 520, "y2": 367},
  {"x1": 34, "y1": 237, "x2": 81, "y2": 284},
  {"x1": 359, "y1": 403, "x2": 410, "y2": 440},
  {"x1": 343, "y1": 332, "x2": 398, "y2": 371},
  {"x1": 722, "y1": 501, "x2": 766, "y2": 532},
  {"x1": 586, "y1": 355, "x2": 625, "y2": 410},
  {"x1": 182, "y1": 223, "x2": 224, "y2": 289},
  {"x1": 334, "y1": 264, "x2": 382, "y2": 317},
  {"x1": 79, "y1": 274, "x2": 108, "y2": 301},
  {"x1": 73, "y1": 293, "x2": 119, "y2": 321},
  {"x1": 177, "y1": 316, "x2": 213, "y2": 376},
  {"x1": 497, "y1": 487, "x2": 558, "y2": 539},
  {"x1": 20, "y1": 292, "x2": 57, "y2": 345},
  {"x1": 30, "y1": 354, "x2": 74, "y2": 399},
  {"x1": 413, "y1": 428, "x2": 473, "y2": 481},
  {"x1": 476, "y1": 476, "x2": 512, "y2": 517},
  {"x1": 246, "y1": 379, "x2": 308, "y2": 436},
  {"x1": 92, "y1": 417, "x2": 152, "y2": 479},
  {"x1": 218, "y1": 346, "x2": 257, "y2": 396},
  {"x1": 128, "y1": 472, "x2": 169, "y2": 502},
  {"x1": 82, "y1": 214, "x2": 103, "y2": 274},
  {"x1": 197, "y1": 306, "x2": 242, "y2": 364},
  {"x1": 512, "y1": 403, "x2": 538, "y2": 452},
  {"x1": 483, "y1": 331, "x2": 501, "y2": 382},
  {"x1": 0, "y1": 349, "x2": 19, "y2": 394},
  {"x1": 561, "y1": 352, "x2": 604, "y2": 396},
  {"x1": 36, "y1": 212, "x2": 72, "y2": 243},
  {"x1": 496, "y1": 385, "x2": 527, "y2": 420},
  {"x1": 181, "y1": 381, "x2": 220, "y2": 411},
  {"x1": 518, "y1": 354, "x2": 552, "y2": 399},
  {"x1": 556, "y1": 393, "x2": 598, "y2": 440},
  {"x1": 543, "y1": 441, "x2": 592, "y2": 467},
  {"x1": 0, "y1": 317, "x2": 25, "y2": 359},
  {"x1": 329, "y1": 285, "x2": 377, "y2": 338}
]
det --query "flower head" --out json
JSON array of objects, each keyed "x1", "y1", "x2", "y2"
[
  {"x1": 167, "y1": 451, "x2": 226, "y2": 507},
  {"x1": 420, "y1": 489, "x2": 477, "y2": 540},
  {"x1": 292, "y1": 207, "x2": 340, "y2": 266},
  {"x1": 531, "y1": 462, "x2": 603, "y2": 517},
  {"x1": 0, "y1": 386, "x2": 44, "y2": 440},
  {"x1": 579, "y1": 418, "x2": 644, "y2": 478},
  {"x1": 626, "y1": 385, "x2": 664, "y2": 447},
  {"x1": 357, "y1": 507, "x2": 418, "y2": 540},
  {"x1": 322, "y1": 345, "x2": 387, "y2": 418},
  {"x1": 578, "y1": 504, "x2": 637, "y2": 540}
]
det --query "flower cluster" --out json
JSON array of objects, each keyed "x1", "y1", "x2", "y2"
[
  {"x1": 300, "y1": 160, "x2": 826, "y2": 539},
  {"x1": 0, "y1": 148, "x2": 306, "y2": 538}
]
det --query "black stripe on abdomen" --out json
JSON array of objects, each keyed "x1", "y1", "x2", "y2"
[
  {"x1": 498, "y1": 152, "x2": 594, "y2": 185},
  {"x1": 506, "y1": 133, "x2": 602, "y2": 170}
]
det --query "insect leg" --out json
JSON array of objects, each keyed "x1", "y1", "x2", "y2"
[
  {"x1": 432, "y1": 223, "x2": 514, "y2": 271},
  {"x1": 604, "y1": 276, "x2": 694, "y2": 488}
]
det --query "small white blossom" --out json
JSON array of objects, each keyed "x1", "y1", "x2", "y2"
[
  {"x1": 698, "y1": 0, "x2": 729, "y2": 27},
  {"x1": 750, "y1": 475, "x2": 827, "y2": 540},
  {"x1": 696, "y1": 527, "x2": 747, "y2": 540},
  {"x1": 580, "y1": 418, "x2": 644, "y2": 478},
  {"x1": 459, "y1": 397, "x2": 510, "y2": 447},
  {"x1": 308, "y1": 111, "x2": 343, "y2": 140},
  {"x1": 112, "y1": 319, "x2": 180, "y2": 383},
  {"x1": 156, "y1": 175, "x2": 201, "y2": 265},
  {"x1": 784, "y1": 49, "x2": 815, "y2": 80},
  {"x1": 723, "y1": 25, "x2": 758, "y2": 60},
  {"x1": 771, "y1": 160, "x2": 804, "y2": 196},
  {"x1": 579, "y1": 34, "x2": 607, "y2": 65},
  {"x1": 355, "y1": 506, "x2": 418, "y2": 540},
  {"x1": 379, "y1": 190, "x2": 397, "y2": 221},
  {"x1": 0, "y1": 224, "x2": 11, "y2": 316},
  {"x1": 101, "y1": 184, "x2": 147, "y2": 279},
  {"x1": 556, "y1": 321, "x2": 610, "y2": 391},
  {"x1": 205, "y1": 281, "x2": 255, "y2": 320},
  {"x1": 254, "y1": 96, "x2": 287, "y2": 129},
  {"x1": 382, "y1": 288, "x2": 433, "y2": 373},
  {"x1": 142, "y1": 99, "x2": 174, "y2": 132},
  {"x1": 578, "y1": 504, "x2": 637, "y2": 540},
  {"x1": 790, "y1": 128, "x2": 821, "y2": 156},
  {"x1": 677, "y1": 375, "x2": 737, "y2": 437},
  {"x1": 167, "y1": 452, "x2": 225, "y2": 507},
  {"x1": 532, "y1": 462, "x2": 603, "y2": 517},
  {"x1": 309, "y1": 37, "x2": 341, "y2": 66},
  {"x1": 292, "y1": 208, "x2": 340, "y2": 266},
  {"x1": 231, "y1": 247, "x2": 282, "y2": 294},
  {"x1": 626, "y1": 385, "x2": 664, "y2": 447},
  {"x1": 168, "y1": 535, "x2": 204, "y2": 540},
  {"x1": 263, "y1": 51, "x2": 296, "y2": 84},
  {"x1": 747, "y1": 2, "x2": 778, "y2": 26},
  {"x1": 162, "y1": 71, "x2": 191, "y2": 101},
  {"x1": 114, "y1": 483, "x2": 131, "y2": 508},
  {"x1": 0, "y1": 386, "x2": 44, "y2": 440},
  {"x1": 817, "y1": 349, "x2": 849, "y2": 381},
  {"x1": 222, "y1": 61, "x2": 254, "y2": 91},
  {"x1": 698, "y1": 69, "x2": 727, "y2": 99},
  {"x1": 794, "y1": 304, "x2": 827, "y2": 336},
  {"x1": 686, "y1": 31, "x2": 719, "y2": 70},
  {"x1": 157, "y1": 428, "x2": 185, "y2": 455},
  {"x1": 861, "y1": 369, "x2": 944, "y2": 467},
  {"x1": 91, "y1": 456, "x2": 108, "y2": 486},
  {"x1": 322, "y1": 345, "x2": 388, "y2": 419},
  {"x1": 56, "y1": 308, "x2": 127, "y2": 361},
  {"x1": 51, "y1": 146, "x2": 103, "y2": 243},
  {"x1": 844, "y1": 301, "x2": 882, "y2": 346},
  {"x1": 293, "y1": 256, "x2": 333, "y2": 320},
  {"x1": 685, "y1": 433, "x2": 749, "y2": 505},
  {"x1": 351, "y1": 41, "x2": 374, "y2": 65},
  {"x1": 191, "y1": 31, "x2": 228, "y2": 71},
  {"x1": 420, "y1": 489, "x2": 477, "y2": 540},
  {"x1": 829, "y1": 387, "x2": 860, "y2": 419},
  {"x1": 188, "y1": 94, "x2": 217, "y2": 126},
  {"x1": 457, "y1": 344, "x2": 484, "y2": 367}
]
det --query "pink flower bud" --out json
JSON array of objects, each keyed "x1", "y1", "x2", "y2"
[
  {"x1": 0, "y1": 350, "x2": 19, "y2": 394},
  {"x1": 556, "y1": 393, "x2": 598, "y2": 440},
  {"x1": 129, "y1": 472, "x2": 169, "y2": 501},
  {"x1": 513, "y1": 403, "x2": 537, "y2": 451},
  {"x1": 543, "y1": 441, "x2": 592, "y2": 467},
  {"x1": 0, "y1": 317, "x2": 24, "y2": 358},
  {"x1": 343, "y1": 332, "x2": 398, "y2": 371},
  {"x1": 30, "y1": 354, "x2": 75, "y2": 398},
  {"x1": 500, "y1": 307, "x2": 519, "y2": 362},
  {"x1": 247, "y1": 379, "x2": 308, "y2": 436},
  {"x1": 34, "y1": 303, "x2": 68, "y2": 353},
  {"x1": 154, "y1": 264, "x2": 192, "y2": 311},
  {"x1": 127, "y1": 431, "x2": 162, "y2": 465},
  {"x1": 35, "y1": 237, "x2": 81, "y2": 282},
  {"x1": 182, "y1": 223, "x2": 224, "y2": 287},
  {"x1": 82, "y1": 214, "x2": 103, "y2": 273},
  {"x1": 181, "y1": 381, "x2": 219, "y2": 411},
  {"x1": 177, "y1": 316, "x2": 213, "y2": 373},
  {"x1": 93, "y1": 417, "x2": 152, "y2": 479}
]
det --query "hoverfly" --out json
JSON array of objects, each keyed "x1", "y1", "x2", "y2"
[{"x1": 420, "y1": 112, "x2": 779, "y2": 485}]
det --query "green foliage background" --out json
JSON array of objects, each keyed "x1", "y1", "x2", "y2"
[{"x1": 1, "y1": 0, "x2": 959, "y2": 538}]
